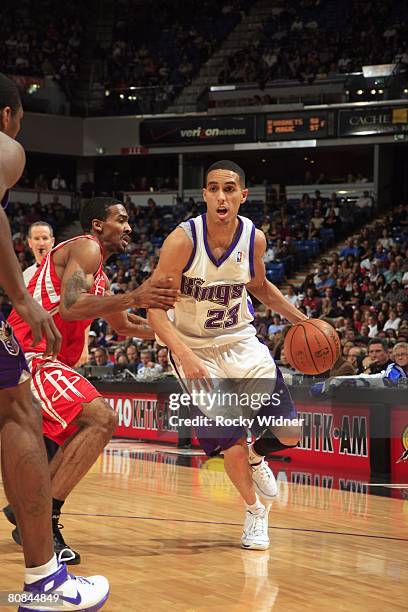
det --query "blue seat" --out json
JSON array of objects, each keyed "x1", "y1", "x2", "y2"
[{"x1": 304, "y1": 239, "x2": 320, "y2": 256}]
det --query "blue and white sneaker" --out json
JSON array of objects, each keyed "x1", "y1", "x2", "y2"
[{"x1": 18, "y1": 563, "x2": 109, "y2": 611}]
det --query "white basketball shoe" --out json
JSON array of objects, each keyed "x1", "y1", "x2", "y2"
[
  {"x1": 248, "y1": 444, "x2": 278, "y2": 500},
  {"x1": 241, "y1": 506, "x2": 270, "y2": 551}
]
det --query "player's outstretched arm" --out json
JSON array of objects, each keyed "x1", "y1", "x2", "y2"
[
  {"x1": 59, "y1": 239, "x2": 179, "y2": 320},
  {"x1": 247, "y1": 230, "x2": 307, "y2": 324},
  {"x1": 0, "y1": 134, "x2": 28, "y2": 302},
  {"x1": 148, "y1": 228, "x2": 210, "y2": 379},
  {"x1": 102, "y1": 277, "x2": 155, "y2": 338},
  {"x1": 0, "y1": 134, "x2": 61, "y2": 357}
]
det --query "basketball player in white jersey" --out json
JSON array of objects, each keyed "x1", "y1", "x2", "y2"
[
  {"x1": 23, "y1": 221, "x2": 55, "y2": 284},
  {"x1": 148, "y1": 160, "x2": 307, "y2": 549}
]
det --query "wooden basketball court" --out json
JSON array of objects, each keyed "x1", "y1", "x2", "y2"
[{"x1": 1, "y1": 440, "x2": 407, "y2": 611}]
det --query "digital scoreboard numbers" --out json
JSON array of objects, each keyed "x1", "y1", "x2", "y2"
[{"x1": 265, "y1": 112, "x2": 329, "y2": 140}]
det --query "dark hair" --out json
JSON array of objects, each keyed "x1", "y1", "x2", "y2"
[
  {"x1": 205, "y1": 160, "x2": 245, "y2": 187},
  {"x1": 0, "y1": 73, "x2": 21, "y2": 113},
  {"x1": 368, "y1": 337, "x2": 388, "y2": 350},
  {"x1": 28, "y1": 220, "x2": 54, "y2": 237},
  {"x1": 80, "y1": 197, "x2": 123, "y2": 232}
]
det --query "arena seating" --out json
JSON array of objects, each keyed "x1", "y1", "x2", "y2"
[
  {"x1": 218, "y1": 0, "x2": 408, "y2": 87},
  {"x1": 104, "y1": 0, "x2": 252, "y2": 114},
  {"x1": 0, "y1": 0, "x2": 88, "y2": 103}
]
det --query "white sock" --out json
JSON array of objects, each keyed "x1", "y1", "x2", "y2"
[
  {"x1": 25, "y1": 554, "x2": 59, "y2": 585},
  {"x1": 246, "y1": 494, "x2": 265, "y2": 514},
  {"x1": 248, "y1": 442, "x2": 264, "y2": 465}
]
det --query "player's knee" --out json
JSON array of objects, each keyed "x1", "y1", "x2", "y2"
[
  {"x1": 8, "y1": 394, "x2": 43, "y2": 434},
  {"x1": 81, "y1": 398, "x2": 117, "y2": 435},
  {"x1": 271, "y1": 425, "x2": 301, "y2": 447}
]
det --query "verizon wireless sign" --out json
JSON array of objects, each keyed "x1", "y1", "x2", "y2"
[{"x1": 140, "y1": 116, "x2": 256, "y2": 146}]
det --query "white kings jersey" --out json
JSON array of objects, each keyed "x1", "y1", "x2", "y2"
[{"x1": 170, "y1": 213, "x2": 257, "y2": 348}]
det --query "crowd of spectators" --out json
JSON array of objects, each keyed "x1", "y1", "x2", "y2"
[
  {"x1": 3, "y1": 187, "x2": 407, "y2": 381},
  {"x1": 218, "y1": 0, "x2": 408, "y2": 87},
  {"x1": 0, "y1": 198, "x2": 75, "y2": 319},
  {"x1": 103, "y1": 0, "x2": 252, "y2": 114},
  {"x1": 73, "y1": 191, "x2": 403, "y2": 380},
  {"x1": 0, "y1": 0, "x2": 87, "y2": 101},
  {"x1": 258, "y1": 203, "x2": 408, "y2": 379}
]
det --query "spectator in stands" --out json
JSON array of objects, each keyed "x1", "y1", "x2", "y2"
[
  {"x1": 329, "y1": 354, "x2": 356, "y2": 377},
  {"x1": 88, "y1": 330, "x2": 99, "y2": 350},
  {"x1": 347, "y1": 346, "x2": 367, "y2": 374},
  {"x1": 34, "y1": 173, "x2": 49, "y2": 191},
  {"x1": 137, "y1": 349, "x2": 162, "y2": 375},
  {"x1": 385, "y1": 342, "x2": 408, "y2": 381},
  {"x1": 396, "y1": 301, "x2": 408, "y2": 322},
  {"x1": 283, "y1": 284, "x2": 299, "y2": 306},
  {"x1": 303, "y1": 287, "x2": 321, "y2": 317},
  {"x1": 383, "y1": 309, "x2": 401, "y2": 332},
  {"x1": 364, "y1": 338, "x2": 393, "y2": 374},
  {"x1": 51, "y1": 171, "x2": 67, "y2": 191},
  {"x1": 385, "y1": 280, "x2": 407, "y2": 304},
  {"x1": 93, "y1": 347, "x2": 113, "y2": 367},
  {"x1": 323, "y1": 210, "x2": 341, "y2": 233},
  {"x1": 267, "y1": 314, "x2": 285, "y2": 336},
  {"x1": 385, "y1": 262, "x2": 403, "y2": 284},
  {"x1": 356, "y1": 191, "x2": 373, "y2": 210},
  {"x1": 126, "y1": 343, "x2": 139, "y2": 367},
  {"x1": 311, "y1": 209, "x2": 325, "y2": 230},
  {"x1": 156, "y1": 348, "x2": 172, "y2": 373},
  {"x1": 340, "y1": 237, "x2": 359, "y2": 259},
  {"x1": 276, "y1": 345, "x2": 299, "y2": 377}
]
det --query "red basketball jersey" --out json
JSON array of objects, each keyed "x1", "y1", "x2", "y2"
[{"x1": 8, "y1": 235, "x2": 106, "y2": 367}]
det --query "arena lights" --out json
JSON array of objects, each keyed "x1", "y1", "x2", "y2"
[
  {"x1": 27, "y1": 83, "x2": 40, "y2": 94},
  {"x1": 356, "y1": 89, "x2": 364, "y2": 95}
]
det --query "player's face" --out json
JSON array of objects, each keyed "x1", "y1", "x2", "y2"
[
  {"x1": 1, "y1": 105, "x2": 24, "y2": 138},
  {"x1": 28, "y1": 225, "x2": 55, "y2": 264},
  {"x1": 101, "y1": 204, "x2": 132, "y2": 252},
  {"x1": 203, "y1": 169, "x2": 248, "y2": 224}
]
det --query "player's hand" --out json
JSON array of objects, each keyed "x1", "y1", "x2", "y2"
[
  {"x1": 126, "y1": 313, "x2": 155, "y2": 338},
  {"x1": 13, "y1": 293, "x2": 61, "y2": 359},
  {"x1": 131, "y1": 277, "x2": 180, "y2": 310},
  {"x1": 179, "y1": 349, "x2": 213, "y2": 393}
]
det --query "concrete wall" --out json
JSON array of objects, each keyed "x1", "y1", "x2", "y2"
[
  {"x1": 18, "y1": 113, "x2": 142, "y2": 157},
  {"x1": 19, "y1": 113, "x2": 83, "y2": 156}
]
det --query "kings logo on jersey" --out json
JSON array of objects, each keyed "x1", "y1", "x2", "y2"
[{"x1": 0, "y1": 320, "x2": 20, "y2": 356}]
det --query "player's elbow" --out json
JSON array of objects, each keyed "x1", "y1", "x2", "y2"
[{"x1": 59, "y1": 304, "x2": 77, "y2": 321}]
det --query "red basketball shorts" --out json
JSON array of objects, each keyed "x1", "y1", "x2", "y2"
[{"x1": 29, "y1": 355, "x2": 102, "y2": 445}]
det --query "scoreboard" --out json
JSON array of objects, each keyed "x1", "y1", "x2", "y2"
[{"x1": 264, "y1": 111, "x2": 331, "y2": 140}]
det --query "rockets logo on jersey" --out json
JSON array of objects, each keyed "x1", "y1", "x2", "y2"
[
  {"x1": 0, "y1": 320, "x2": 20, "y2": 356},
  {"x1": 93, "y1": 271, "x2": 106, "y2": 296}
]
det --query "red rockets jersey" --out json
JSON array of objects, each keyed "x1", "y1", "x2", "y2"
[{"x1": 8, "y1": 235, "x2": 106, "y2": 367}]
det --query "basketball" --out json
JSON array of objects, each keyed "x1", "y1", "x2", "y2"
[{"x1": 283, "y1": 319, "x2": 341, "y2": 375}]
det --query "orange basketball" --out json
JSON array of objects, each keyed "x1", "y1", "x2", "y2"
[{"x1": 283, "y1": 319, "x2": 341, "y2": 375}]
